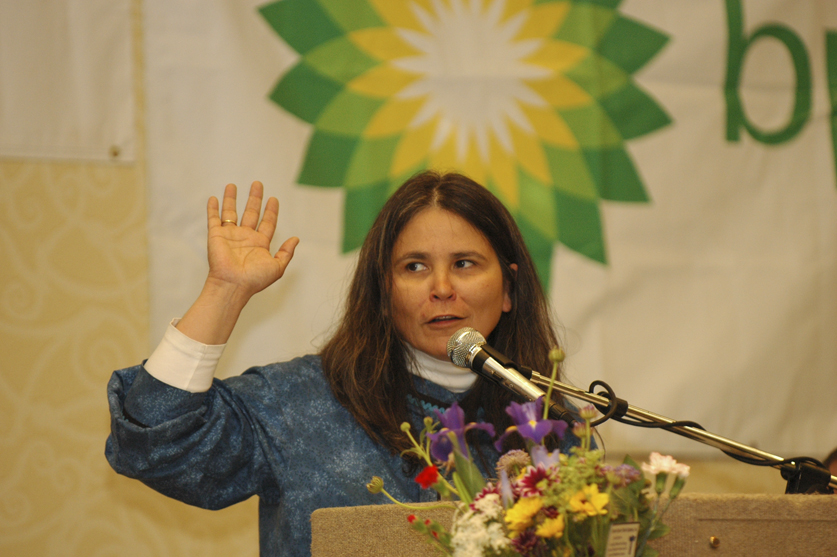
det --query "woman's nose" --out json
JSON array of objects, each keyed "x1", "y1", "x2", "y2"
[{"x1": 431, "y1": 270, "x2": 455, "y2": 300}]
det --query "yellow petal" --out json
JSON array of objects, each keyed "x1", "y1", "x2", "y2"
[
  {"x1": 519, "y1": 104, "x2": 578, "y2": 148},
  {"x1": 391, "y1": 118, "x2": 437, "y2": 176},
  {"x1": 488, "y1": 135, "x2": 519, "y2": 210},
  {"x1": 505, "y1": 496, "x2": 544, "y2": 532},
  {"x1": 501, "y1": 0, "x2": 534, "y2": 22},
  {"x1": 348, "y1": 65, "x2": 420, "y2": 98},
  {"x1": 427, "y1": 131, "x2": 459, "y2": 171},
  {"x1": 365, "y1": 97, "x2": 426, "y2": 137},
  {"x1": 515, "y1": 2, "x2": 571, "y2": 40},
  {"x1": 459, "y1": 137, "x2": 488, "y2": 185},
  {"x1": 525, "y1": 40, "x2": 588, "y2": 72},
  {"x1": 368, "y1": 0, "x2": 433, "y2": 31},
  {"x1": 349, "y1": 28, "x2": 421, "y2": 61},
  {"x1": 527, "y1": 74, "x2": 592, "y2": 109},
  {"x1": 509, "y1": 123, "x2": 551, "y2": 183},
  {"x1": 535, "y1": 515, "x2": 565, "y2": 538}
]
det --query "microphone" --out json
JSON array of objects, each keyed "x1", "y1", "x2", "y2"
[{"x1": 446, "y1": 327, "x2": 575, "y2": 426}]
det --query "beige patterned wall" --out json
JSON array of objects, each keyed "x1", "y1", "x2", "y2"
[
  {"x1": 0, "y1": 1, "x2": 259, "y2": 555},
  {"x1": 0, "y1": 156, "x2": 256, "y2": 556},
  {"x1": 0, "y1": 2, "x2": 790, "y2": 556}
]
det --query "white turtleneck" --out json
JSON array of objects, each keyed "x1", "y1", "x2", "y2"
[{"x1": 406, "y1": 345, "x2": 477, "y2": 393}]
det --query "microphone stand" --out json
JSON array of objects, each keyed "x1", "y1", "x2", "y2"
[{"x1": 527, "y1": 371, "x2": 837, "y2": 494}]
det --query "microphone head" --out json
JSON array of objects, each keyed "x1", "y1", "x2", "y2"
[{"x1": 446, "y1": 327, "x2": 486, "y2": 367}]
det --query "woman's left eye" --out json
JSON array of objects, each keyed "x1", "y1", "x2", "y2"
[{"x1": 454, "y1": 260, "x2": 474, "y2": 269}]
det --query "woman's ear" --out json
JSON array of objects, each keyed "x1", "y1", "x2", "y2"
[{"x1": 503, "y1": 263, "x2": 518, "y2": 312}]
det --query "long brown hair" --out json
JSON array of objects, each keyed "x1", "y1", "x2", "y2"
[{"x1": 319, "y1": 170, "x2": 562, "y2": 455}]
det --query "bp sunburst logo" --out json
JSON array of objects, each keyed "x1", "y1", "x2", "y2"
[{"x1": 260, "y1": 0, "x2": 670, "y2": 284}]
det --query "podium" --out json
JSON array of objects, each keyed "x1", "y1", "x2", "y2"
[{"x1": 311, "y1": 493, "x2": 837, "y2": 556}]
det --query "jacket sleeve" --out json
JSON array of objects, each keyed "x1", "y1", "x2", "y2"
[{"x1": 105, "y1": 365, "x2": 282, "y2": 509}]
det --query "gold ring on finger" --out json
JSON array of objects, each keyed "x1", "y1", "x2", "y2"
[{"x1": 221, "y1": 219, "x2": 237, "y2": 225}]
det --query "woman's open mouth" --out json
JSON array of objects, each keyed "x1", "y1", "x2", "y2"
[{"x1": 429, "y1": 315, "x2": 461, "y2": 324}]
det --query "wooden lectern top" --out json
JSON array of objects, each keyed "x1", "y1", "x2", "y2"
[{"x1": 311, "y1": 493, "x2": 837, "y2": 556}]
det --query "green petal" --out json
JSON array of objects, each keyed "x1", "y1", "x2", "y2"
[
  {"x1": 544, "y1": 144, "x2": 600, "y2": 201},
  {"x1": 519, "y1": 169, "x2": 559, "y2": 240},
  {"x1": 579, "y1": 0, "x2": 623, "y2": 8},
  {"x1": 555, "y1": 191, "x2": 607, "y2": 264},
  {"x1": 315, "y1": 0, "x2": 384, "y2": 32},
  {"x1": 316, "y1": 90, "x2": 384, "y2": 135},
  {"x1": 259, "y1": 0, "x2": 343, "y2": 55},
  {"x1": 583, "y1": 147, "x2": 649, "y2": 202},
  {"x1": 560, "y1": 103, "x2": 623, "y2": 147},
  {"x1": 599, "y1": 82, "x2": 672, "y2": 140},
  {"x1": 269, "y1": 62, "x2": 342, "y2": 124},
  {"x1": 305, "y1": 36, "x2": 380, "y2": 84},
  {"x1": 342, "y1": 181, "x2": 388, "y2": 252},
  {"x1": 598, "y1": 14, "x2": 669, "y2": 74},
  {"x1": 553, "y1": 3, "x2": 616, "y2": 49},
  {"x1": 344, "y1": 136, "x2": 401, "y2": 187},
  {"x1": 516, "y1": 215, "x2": 555, "y2": 291},
  {"x1": 297, "y1": 130, "x2": 359, "y2": 188},
  {"x1": 565, "y1": 53, "x2": 629, "y2": 100}
]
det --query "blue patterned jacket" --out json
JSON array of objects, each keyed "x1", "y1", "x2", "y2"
[{"x1": 105, "y1": 355, "x2": 581, "y2": 556}]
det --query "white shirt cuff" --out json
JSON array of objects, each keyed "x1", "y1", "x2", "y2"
[{"x1": 144, "y1": 319, "x2": 226, "y2": 393}]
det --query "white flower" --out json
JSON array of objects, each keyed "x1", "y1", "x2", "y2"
[
  {"x1": 671, "y1": 462, "x2": 690, "y2": 478},
  {"x1": 451, "y1": 503, "x2": 510, "y2": 557},
  {"x1": 473, "y1": 493, "x2": 503, "y2": 520},
  {"x1": 641, "y1": 452, "x2": 679, "y2": 475}
]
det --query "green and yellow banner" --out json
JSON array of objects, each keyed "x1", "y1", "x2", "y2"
[{"x1": 145, "y1": 0, "x2": 837, "y2": 456}]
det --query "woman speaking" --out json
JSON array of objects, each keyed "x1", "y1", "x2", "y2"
[{"x1": 105, "y1": 170, "x2": 581, "y2": 556}]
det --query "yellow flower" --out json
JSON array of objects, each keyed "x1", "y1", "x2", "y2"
[
  {"x1": 505, "y1": 497, "x2": 543, "y2": 532},
  {"x1": 569, "y1": 484, "x2": 609, "y2": 517},
  {"x1": 535, "y1": 514, "x2": 565, "y2": 538}
]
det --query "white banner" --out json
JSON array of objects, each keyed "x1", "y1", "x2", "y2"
[
  {"x1": 145, "y1": 0, "x2": 837, "y2": 458},
  {"x1": 0, "y1": 0, "x2": 134, "y2": 162}
]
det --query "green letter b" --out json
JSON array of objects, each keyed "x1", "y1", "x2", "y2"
[{"x1": 725, "y1": 0, "x2": 812, "y2": 144}]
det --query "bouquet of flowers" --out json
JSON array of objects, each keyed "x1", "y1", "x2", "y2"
[{"x1": 367, "y1": 350, "x2": 689, "y2": 557}]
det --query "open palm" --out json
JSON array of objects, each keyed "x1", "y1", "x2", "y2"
[{"x1": 206, "y1": 182, "x2": 298, "y2": 298}]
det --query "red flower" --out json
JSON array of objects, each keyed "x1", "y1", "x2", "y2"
[
  {"x1": 407, "y1": 514, "x2": 417, "y2": 524},
  {"x1": 415, "y1": 465, "x2": 440, "y2": 489}
]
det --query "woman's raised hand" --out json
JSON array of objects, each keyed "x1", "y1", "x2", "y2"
[
  {"x1": 175, "y1": 181, "x2": 298, "y2": 345},
  {"x1": 206, "y1": 181, "x2": 299, "y2": 297}
]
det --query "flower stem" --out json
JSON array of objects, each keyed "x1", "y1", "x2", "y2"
[
  {"x1": 542, "y1": 359, "x2": 560, "y2": 421},
  {"x1": 636, "y1": 494, "x2": 662, "y2": 557},
  {"x1": 380, "y1": 488, "x2": 456, "y2": 511},
  {"x1": 404, "y1": 427, "x2": 434, "y2": 467}
]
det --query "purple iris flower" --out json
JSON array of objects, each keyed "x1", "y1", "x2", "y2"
[
  {"x1": 530, "y1": 444, "x2": 561, "y2": 469},
  {"x1": 494, "y1": 398, "x2": 568, "y2": 451},
  {"x1": 427, "y1": 401, "x2": 495, "y2": 462}
]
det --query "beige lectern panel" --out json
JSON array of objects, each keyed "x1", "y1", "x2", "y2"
[{"x1": 312, "y1": 494, "x2": 837, "y2": 557}]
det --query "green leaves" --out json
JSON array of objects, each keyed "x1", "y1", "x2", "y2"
[{"x1": 452, "y1": 450, "x2": 486, "y2": 504}]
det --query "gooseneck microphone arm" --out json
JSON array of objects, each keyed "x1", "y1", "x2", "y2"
[
  {"x1": 446, "y1": 327, "x2": 836, "y2": 494},
  {"x1": 525, "y1": 369, "x2": 837, "y2": 494}
]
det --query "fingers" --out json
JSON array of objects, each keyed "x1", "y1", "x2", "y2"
[
  {"x1": 208, "y1": 182, "x2": 286, "y2": 241},
  {"x1": 207, "y1": 195, "x2": 220, "y2": 230},
  {"x1": 274, "y1": 236, "x2": 300, "y2": 276},
  {"x1": 257, "y1": 196, "x2": 279, "y2": 239},
  {"x1": 220, "y1": 183, "x2": 238, "y2": 225},
  {"x1": 240, "y1": 181, "x2": 264, "y2": 229}
]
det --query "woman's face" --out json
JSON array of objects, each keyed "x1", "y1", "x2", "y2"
[{"x1": 390, "y1": 207, "x2": 513, "y2": 361}]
